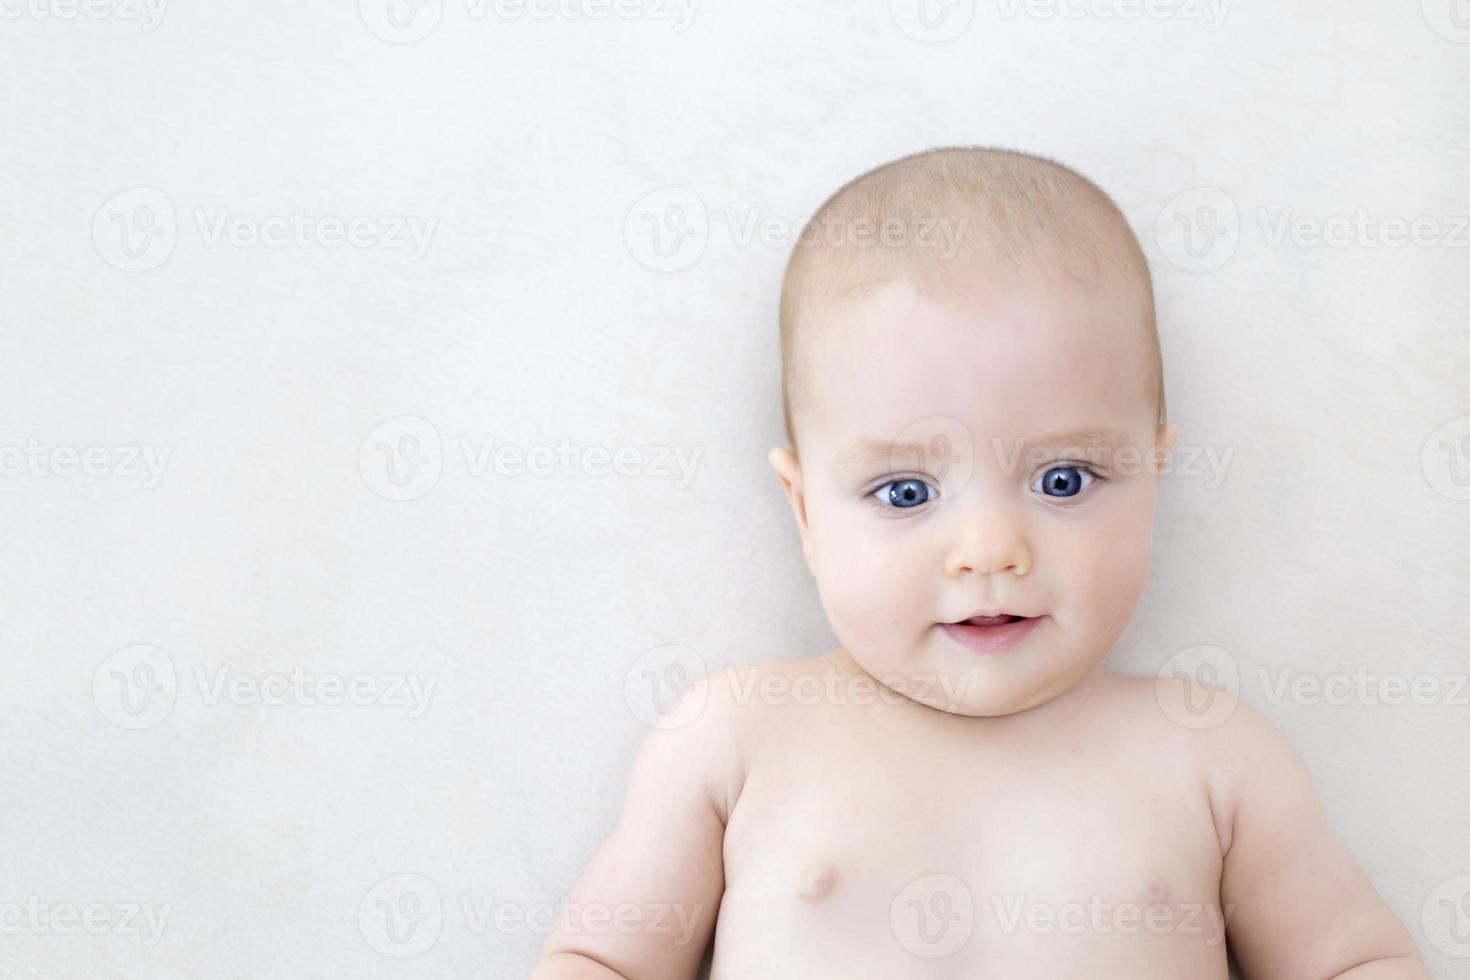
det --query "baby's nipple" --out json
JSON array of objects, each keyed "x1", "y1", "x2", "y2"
[
  {"x1": 797, "y1": 861, "x2": 838, "y2": 901},
  {"x1": 1142, "y1": 875, "x2": 1170, "y2": 905}
]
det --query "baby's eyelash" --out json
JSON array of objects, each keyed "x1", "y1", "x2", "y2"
[
  {"x1": 1053, "y1": 462, "x2": 1108, "y2": 481},
  {"x1": 862, "y1": 473, "x2": 930, "y2": 494}
]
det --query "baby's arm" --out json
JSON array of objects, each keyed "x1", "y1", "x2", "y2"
[
  {"x1": 531, "y1": 670, "x2": 742, "y2": 980},
  {"x1": 1206, "y1": 690, "x2": 1429, "y2": 978}
]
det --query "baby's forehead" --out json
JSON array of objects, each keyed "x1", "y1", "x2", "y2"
[
  {"x1": 808, "y1": 267, "x2": 1152, "y2": 377},
  {"x1": 797, "y1": 275, "x2": 1158, "y2": 450}
]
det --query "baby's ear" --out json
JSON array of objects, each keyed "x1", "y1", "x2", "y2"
[{"x1": 767, "y1": 447, "x2": 814, "y2": 571}]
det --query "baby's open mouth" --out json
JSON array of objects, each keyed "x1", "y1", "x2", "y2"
[{"x1": 956, "y1": 614, "x2": 1026, "y2": 626}]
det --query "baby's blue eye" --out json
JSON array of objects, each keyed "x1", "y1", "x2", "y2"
[
  {"x1": 873, "y1": 478, "x2": 937, "y2": 509},
  {"x1": 1034, "y1": 465, "x2": 1095, "y2": 498}
]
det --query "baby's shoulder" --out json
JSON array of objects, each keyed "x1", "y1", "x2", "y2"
[
  {"x1": 645, "y1": 654, "x2": 831, "y2": 818},
  {"x1": 656, "y1": 653, "x2": 817, "y2": 715},
  {"x1": 687, "y1": 652, "x2": 840, "y2": 728},
  {"x1": 1095, "y1": 668, "x2": 1281, "y2": 758},
  {"x1": 1103, "y1": 667, "x2": 1279, "y2": 747},
  {"x1": 1101, "y1": 668, "x2": 1300, "y2": 850}
]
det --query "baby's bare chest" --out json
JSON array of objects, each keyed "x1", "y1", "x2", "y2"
[{"x1": 712, "y1": 711, "x2": 1229, "y2": 979}]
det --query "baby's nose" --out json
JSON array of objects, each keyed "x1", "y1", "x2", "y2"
[{"x1": 943, "y1": 510, "x2": 1032, "y2": 578}]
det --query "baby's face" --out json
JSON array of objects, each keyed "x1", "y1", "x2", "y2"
[{"x1": 772, "y1": 268, "x2": 1178, "y2": 717}]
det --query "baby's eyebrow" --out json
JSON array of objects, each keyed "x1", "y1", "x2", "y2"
[
  {"x1": 1031, "y1": 428, "x2": 1128, "y2": 449},
  {"x1": 833, "y1": 428, "x2": 1128, "y2": 469},
  {"x1": 833, "y1": 438, "x2": 919, "y2": 469}
]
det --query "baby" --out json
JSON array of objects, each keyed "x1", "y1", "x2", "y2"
[{"x1": 532, "y1": 147, "x2": 1428, "y2": 978}]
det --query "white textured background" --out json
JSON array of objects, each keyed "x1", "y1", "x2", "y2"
[{"x1": 2, "y1": 1, "x2": 1468, "y2": 977}]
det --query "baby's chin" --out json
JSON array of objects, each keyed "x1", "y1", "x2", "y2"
[
  {"x1": 850, "y1": 633, "x2": 1099, "y2": 718},
  {"x1": 879, "y1": 670, "x2": 1055, "y2": 717}
]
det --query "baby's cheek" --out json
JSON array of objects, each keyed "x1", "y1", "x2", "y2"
[
  {"x1": 811, "y1": 520, "x2": 919, "y2": 658},
  {"x1": 1064, "y1": 507, "x2": 1154, "y2": 632}
]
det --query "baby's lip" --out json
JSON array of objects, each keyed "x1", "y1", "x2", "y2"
[
  {"x1": 938, "y1": 614, "x2": 1042, "y2": 654},
  {"x1": 951, "y1": 610, "x2": 1034, "y2": 625}
]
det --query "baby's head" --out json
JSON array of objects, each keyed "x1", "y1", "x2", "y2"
[{"x1": 769, "y1": 145, "x2": 1179, "y2": 718}]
